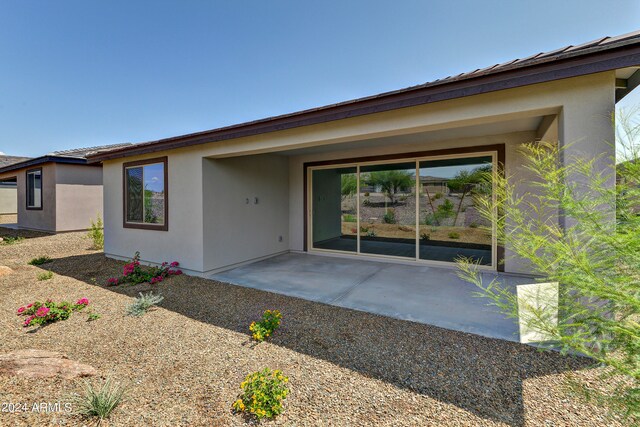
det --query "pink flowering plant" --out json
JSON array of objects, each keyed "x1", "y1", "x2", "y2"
[
  {"x1": 106, "y1": 251, "x2": 182, "y2": 286},
  {"x1": 17, "y1": 298, "x2": 90, "y2": 328}
]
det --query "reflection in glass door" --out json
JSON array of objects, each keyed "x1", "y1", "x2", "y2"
[
  {"x1": 311, "y1": 167, "x2": 358, "y2": 252},
  {"x1": 359, "y1": 162, "x2": 416, "y2": 259},
  {"x1": 418, "y1": 156, "x2": 493, "y2": 265}
]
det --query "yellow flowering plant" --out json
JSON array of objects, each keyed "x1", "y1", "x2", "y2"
[
  {"x1": 232, "y1": 368, "x2": 289, "y2": 419},
  {"x1": 249, "y1": 309, "x2": 282, "y2": 342}
]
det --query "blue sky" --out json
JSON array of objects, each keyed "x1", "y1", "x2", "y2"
[{"x1": 1, "y1": 1, "x2": 639, "y2": 157}]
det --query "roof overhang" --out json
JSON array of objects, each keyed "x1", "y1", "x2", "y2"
[
  {"x1": 87, "y1": 37, "x2": 640, "y2": 163},
  {"x1": 0, "y1": 156, "x2": 95, "y2": 175}
]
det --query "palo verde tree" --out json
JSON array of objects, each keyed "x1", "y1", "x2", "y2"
[
  {"x1": 366, "y1": 170, "x2": 414, "y2": 205},
  {"x1": 457, "y1": 111, "x2": 640, "y2": 420}
]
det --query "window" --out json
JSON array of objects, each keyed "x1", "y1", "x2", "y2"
[
  {"x1": 123, "y1": 157, "x2": 168, "y2": 230},
  {"x1": 26, "y1": 168, "x2": 42, "y2": 210}
]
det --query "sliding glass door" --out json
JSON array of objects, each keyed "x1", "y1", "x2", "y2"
[{"x1": 309, "y1": 151, "x2": 496, "y2": 268}]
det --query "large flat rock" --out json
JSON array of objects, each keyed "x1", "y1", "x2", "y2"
[{"x1": 0, "y1": 349, "x2": 97, "y2": 379}]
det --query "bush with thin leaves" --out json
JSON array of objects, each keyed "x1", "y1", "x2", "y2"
[
  {"x1": 456, "y1": 110, "x2": 640, "y2": 420},
  {"x1": 73, "y1": 377, "x2": 125, "y2": 420},
  {"x1": 37, "y1": 270, "x2": 53, "y2": 281},
  {"x1": 87, "y1": 215, "x2": 104, "y2": 250},
  {"x1": 126, "y1": 292, "x2": 164, "y2": 317},
  {"x1": 28, "y1": 256, "x2": 51, "y2": 266}
]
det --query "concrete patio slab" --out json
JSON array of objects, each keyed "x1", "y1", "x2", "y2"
[{"x1": 211, "y1": 252, "x2": 534, "y2": 342}]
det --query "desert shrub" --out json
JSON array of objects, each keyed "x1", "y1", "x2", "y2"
[
  {"x1": 420, "y1": 232, "x2": 430, "y2": 240},
  {"x1": 74, "y1": 377, "x2": 125, "y2": 420},
  {"x1": 364, "y1": 191, "x2": 370, "y2": 197},
  {"x1": 126, "y1": 292, "x2": 164, "y2": 317},
  {"x1": 383, "y1": 209, "x2": 396, "y2": 224},
  {"x1": 250, "y1": 309, "x2": 282, "y2": 342},
  {"x1": 448, "y1": 232, "x2": 460, "y2": 239},
  {"x1": 37, "y1": 271, "x2": 53, "y2": 281},
  {"x1": 106, "y1": 252, "x2": 182, "y2": 286},
  {"x1": 28, "y1": 256, "x2": 51, "y2": 266},
  {"x1": 233, "y1": 368, "x2": 289, "y2": 420},
  {"x1": 87, "y1": 216, "x2": 104, "y2": 250},
  {"x1": 1, "y1": 236, "x2": 24, "y2": 245},
  {"x1": 87, "y1": 311, "x2": 101, "y2": 321},
  {"x1": 342, "y1": 214, "x2": 356, "y2": 223},
  {"x1": 17, "y1": 298, "x2": 89, "y2": 328},
  {"x1": 359, "y1": 225, "x2": 369, "y2": 233},
  {"x1": 434, "y1": 192, "x2": 444, "y2": 199},
  {"x1": 362, "y1": 198, "x2": 371, "y2": 206},
  {"x1": 366, "y1": 229, "x2": 377, "y2": 237}
]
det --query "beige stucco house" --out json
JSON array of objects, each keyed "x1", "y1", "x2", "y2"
[
  {"x1": 88, "y1": 31, "x2": 640, "y2": 277},
  {"x1": 0, "y1": 155, "x2": 31, "y2": 220},
  {"x1": 0, "y1": 145, "x2": 130, "y2": 233}
]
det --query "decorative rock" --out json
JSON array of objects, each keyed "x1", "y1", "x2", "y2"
[
  {"x1": 0, "y1": 266, "x2": 13, "y2": 276},
  {"x1": 0, "y1": 349, "x2": 97, "y2": 379}
]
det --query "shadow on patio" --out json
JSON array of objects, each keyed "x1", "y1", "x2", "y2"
[{"x1": 45, "y1": 252, "x2": 593, "y2": 427}]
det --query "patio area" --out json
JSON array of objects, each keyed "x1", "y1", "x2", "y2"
[{"x1": 212, "y1": 253, "x2": 534, "y2": 342}]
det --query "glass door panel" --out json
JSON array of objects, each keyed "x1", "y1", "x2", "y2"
[
  {"x1": 418, "y1": 156, "x2": 493, "y2": 265},
  {"x1": 311, "y1": 167, "x2": 358, "y2": 252},
  {"x1": 359, "y1": 162, "x2": 417, "y2": 258}
]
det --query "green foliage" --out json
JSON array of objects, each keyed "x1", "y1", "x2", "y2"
[
  {"x1": 28, "y1": 256, "x2": 51, "y2": 266},
  {"x1": 1, "y1": 236, "x2": 24, "y2": 245},
  {"x1": 366, "y1": 170, "x2": 413, "y2": 204},
  {"x1": 448, "y1": 232, "x2": 460, "y2": 239},
  {"x1": 342, "y1": 214, "x2": 356, "y2": 223},
  {"x1": 74, "y1": 377, "x2": 125, "y2": 420},
  {"x1": 107, "y1": 252, "x2": 182, "y2": 286},
  {"x1": 126, "y1": 292, "x2": 164, "y2": 317},
  {"x1": 433, "y1": 192, "x2": 444, "y2": 200},
  {"x1": 87, "y1": 311, "x2": 101, "y2": 321},
  {"x1": 425, "y1": 199, "x2": 454, "y2": 225},
  {"x1": 382, "y1": 208, "x2": 396, "y2": 224},
  {"x1": 87, "y1": 215, "x2": 104, "y2": 250},
  {"x1": 17, "y1": 298, "x2": 89, "y2": 328},
  {"x1": 144, "y1": 188, "x2": 158, "y2": 223},
  {"x1": 37, "y1": 270, "x2": 53, "y2": 281},
  {"x1": 340, "y1": 173, "x2": 357, "y2": 199},
  {"x1": 250, "y1": 309, "x2": 282, "y2": 342},
  {"x1": 233, "y1": 368, "x2": 289, "y2": 419},
  {"x1": 457, "y1": 123, "x2": 640, "y2": 419},
  {"x1": 420, "y1": 232, "x2": 430, "y2": 240}
]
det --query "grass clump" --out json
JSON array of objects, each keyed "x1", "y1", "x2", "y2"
[
  {"x1": 28, "y1": 256, "x2": 51, "y2": 266},
  {"x1": 233, "y1": 368, "x2": 289, "y2": 420},
  {"x1": 74, "y1": 377, "x2": 125, "y2": 421},
  {"x1": 1, "y1": 236, "x2": 24, "y2": 245},
  {"x1": 448, "y1": 232, "x2": 460, "y2": 239},
  {"x1": 126, "y1": 292, "x2": 164, "y2": 317},
  {"x1": 87, "y1": 215, "x2": 104, "y2": 250},
  {"x1": 37, "y1": 270, "x2": 54, "y2": 281}
]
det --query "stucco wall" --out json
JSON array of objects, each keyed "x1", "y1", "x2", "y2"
[
  {"x1": 0, "y1": 184, "x2": 17, "y2": 214},
  {"x1": 100, "y1": 71, "x2": 615, "y2": 275},
  {"x1": 55, "y1": 164, "x2": 103, "y2": 232},
  {"x1": 202, "y1": 154, "x2": 289, "y2": 273},
  {"x1": 102, "y1": 147, "x2": 205, "y2": 273},
  {"x1": 14, "y1": 163, "x2": 57, "y2": 232}
]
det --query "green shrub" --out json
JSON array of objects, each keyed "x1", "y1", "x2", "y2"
[
  {"x1": 363, "y1": 191, "x2": 370, "y2": 197},
  {"x1": 87, "y1": 216, "x2": 104, "y2": 250},
  {"x1": 17, "y1": 298, "x2": 90, "y2": 328},
  {"x1": 1, "y1": 236, "x2": 24, "y2": 245},
  {"x1": 448, "y1": 232, "x2": 460, "y2": 239},
  {"x1": 250, "y1": 309, "x2": 282, "y2": 342},
  {"x1": 420, "y1": 232, "x2": 430, "y2": 240},
  {"x1": 434, "y1": 192, "x2": 443, "y2": 199},
  {"x1": 342, "y1": 214, "x2": 356, "y2": 223},
  {"x1": 233, "y1": 368, "x2": 289, "y2": 420},
  {"x1": 87, "y1": 311, "x2": 101, "y2": 321},
  {"x1": 28, "y1": 256, "x2": 51, "y2": 266},
  {"x1": 126, "y1": 292, "x2": 164, "y2": 317},
  {"x1": 37, "y1": 271, "x2": 53, "y2": 281},
  {"x1": 73, "y1": 377, "x2": 125, "y2": 420},
  {"x1": 382, "y1": 209, "x2": 396, "y2": 224},
  {"x1": 107, "y1": 252, "x2": 182, "y2": 286}
]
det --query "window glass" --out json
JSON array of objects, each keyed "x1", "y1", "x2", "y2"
[
  {"x1": 125, "y1": 162, "x2": 165, "y2": 225},
  {"x1": 26, "y1": 169, "x2": 42, "y2": 209}
]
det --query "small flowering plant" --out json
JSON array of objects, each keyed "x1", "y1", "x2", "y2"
[
  {"x1": 106, "y1": 252, "x2": 182, "y2": 286},
  {"x1": 249, "y1": 309, "x2": 282, "y2": 342},
  {"x1": 232, "y1": 368, "x2": 289, "y2": 420},
  {"x1": 17, "y1": 298, "x2": 90, "y2": 328}
]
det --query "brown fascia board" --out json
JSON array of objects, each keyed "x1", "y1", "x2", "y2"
[
  {"x1": 0, "y1": 156, "x2": 96, "y2": 175},
  {"x1": 87, "y1": 41, "x2": 640, "y2": 163}
]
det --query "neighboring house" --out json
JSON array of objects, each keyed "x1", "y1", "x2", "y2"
[
  {"x1": 0, "y1": 144, "x2": 131, "y2": 233},
  {"x1": 420, "y1": 176, "x2": 450, "y2": 195},
  {"x1": 0, "y1": 155, "x2": 31, "y2": 217},
  {"x1": 88, "y1": 30, "x2": 640, "y2": 276}
]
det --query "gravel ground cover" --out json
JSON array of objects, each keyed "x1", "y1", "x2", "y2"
[{"x1": 0, "y1": 229, "x2": 629, "y2": 426}]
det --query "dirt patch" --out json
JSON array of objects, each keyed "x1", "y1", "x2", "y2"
[
  {"x1": 0, "y1": 228, "x2": 628, "y2": 426},
  {"x1": 0, "y1": 213, "x2": 17, "y2": 224}
]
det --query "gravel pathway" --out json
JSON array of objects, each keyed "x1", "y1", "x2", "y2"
[{"x1": 0, "y1": 229, "x2": 628, "y2": 426}]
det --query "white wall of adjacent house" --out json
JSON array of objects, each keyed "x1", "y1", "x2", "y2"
[
  {"x1": 100, "y1": 71, "x2": 615, "y2": 275},
  {"x1": 0, "y1": 183, "x2": 17, "y2": 214},
  {"x1": 55, "y1": 163, "x2": 103, "y2": 232}
]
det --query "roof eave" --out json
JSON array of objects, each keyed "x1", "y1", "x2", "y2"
[{"x1": 0, "y1": 156, "x2": 93, "y2": 175}]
